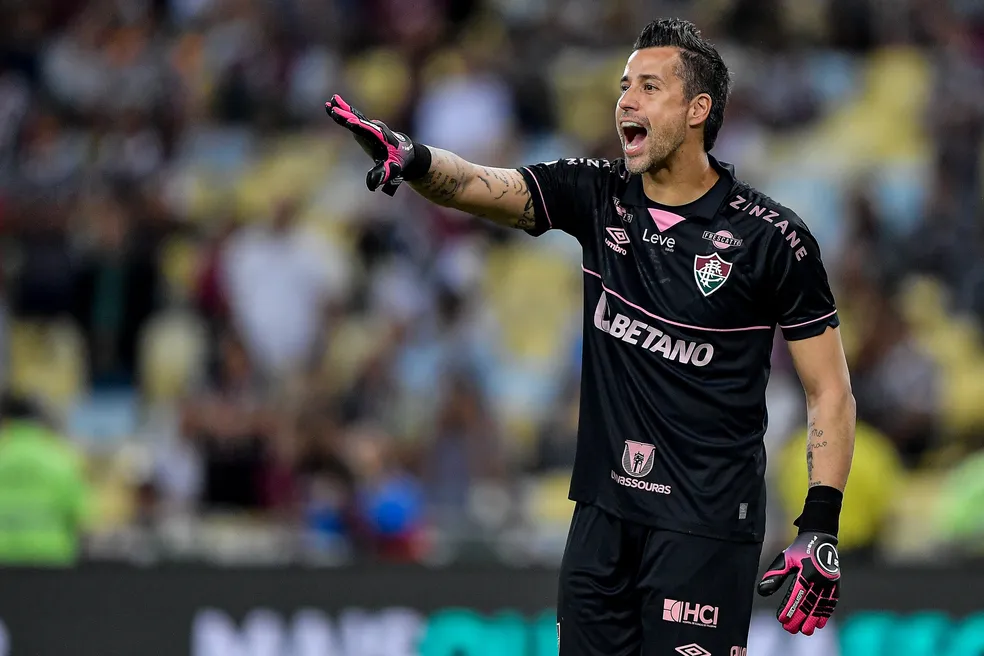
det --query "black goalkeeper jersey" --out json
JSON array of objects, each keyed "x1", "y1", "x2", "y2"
[{"x1": 518, "y1": 155, "x2": 839, "y2": 543}]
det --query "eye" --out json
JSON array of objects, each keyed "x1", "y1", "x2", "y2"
[
  {"x1": 620, "y1": 84, "x2": 629, "y2": 93},
  {"x1": 644, "y1": 83, "x2": 656, "y2": 91}
]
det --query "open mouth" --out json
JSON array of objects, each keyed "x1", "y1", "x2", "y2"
[{"x1": 621, "y1": 122, "x2": 648, "y2": 156}]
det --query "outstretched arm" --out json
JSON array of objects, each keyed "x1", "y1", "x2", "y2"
[
  {"x1": 326, "y1": 94, "x2": 536, "y2": 230},
  {"x1": 408, "y1": 148, "x2": 536, "y2": 230}
]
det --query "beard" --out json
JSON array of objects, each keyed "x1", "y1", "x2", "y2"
[{"x1": 623, "y1": 120, "x2": 687, "y2": 174}]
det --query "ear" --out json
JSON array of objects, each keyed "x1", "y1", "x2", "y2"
[{"x1": 689, "y1": 93, "x2": 712, "y2": 129}]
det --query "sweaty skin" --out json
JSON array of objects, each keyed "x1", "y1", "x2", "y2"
[{"x1": 616, "y1": 47, "x2": 718, "y2": 205}]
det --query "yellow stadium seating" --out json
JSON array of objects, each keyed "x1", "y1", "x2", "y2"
[
  {"x1": 159, "y1": 235, "x2": 204, "y2": 303},
  {"x1": 881, "y1": 471, "x2": 949, "y2": 561},
  {"x1": 138, "y1": 311, "x2": 208, "y2": 404},
  {"x1": 8, "y1": 320, "x2": 86, "y2": 414},
  {"x1": 343, "y1": 49, "x2": 412, "y2": 120},
  {"x1": 483, "y1": 244, "x2": 579, "y2": 363},
  {"x1": 526, "y1": 471, "x2": 576, "y2": 525}
]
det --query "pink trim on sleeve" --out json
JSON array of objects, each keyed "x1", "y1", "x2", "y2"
[{"x1": 779, "y1": 310, "x2": 838, "y2": 330}]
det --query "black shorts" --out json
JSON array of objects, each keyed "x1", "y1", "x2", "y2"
[{"x1": 558, "y1": 503, "x2": 763, "y2": 656}]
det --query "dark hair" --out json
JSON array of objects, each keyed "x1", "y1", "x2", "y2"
[{"x1": 633, "y1": 19, "x2": 731, "y2": 151}]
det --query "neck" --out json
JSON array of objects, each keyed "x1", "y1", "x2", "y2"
[{"x1": 641, "y1": 147, "x2": 719, "y2": 206}]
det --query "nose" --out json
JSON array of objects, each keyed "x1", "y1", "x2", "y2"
[{"x1": 618, "y1": 88, "x2": 639, "y2": 113}]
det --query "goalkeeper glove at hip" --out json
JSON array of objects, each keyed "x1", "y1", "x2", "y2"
[
  {"x1": 757, "y1": 485, "x2": 843, "y2": 635},
  {"x1": 325, "y1": 94, "x2": 431, "y2": 196},
  {"x1": 757, "y1": 531, "x2": 840, "y2": 635}
]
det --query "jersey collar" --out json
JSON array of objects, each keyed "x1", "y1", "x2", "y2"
[{"x1": 621, "y1": 154, "x2": 736, "y2": 224}]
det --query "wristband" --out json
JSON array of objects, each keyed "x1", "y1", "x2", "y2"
[
  {"x1": 793, "y1": 485, "x2": 843, "y2": 536},
  {"x1": 401, "y1": 140, "x2": 432, "y2": 181}
]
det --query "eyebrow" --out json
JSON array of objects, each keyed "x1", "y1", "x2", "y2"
[{"x1": 620, "y1": 73, "x2": 665, "y2": 85}]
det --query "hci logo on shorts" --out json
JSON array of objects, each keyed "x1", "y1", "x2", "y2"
[
  {"x1": 663, "y1": 599, "x2": 719, "y2": 628},
  {"x1": 621, "y1": 440, "x2": 656, "y2": 478}
]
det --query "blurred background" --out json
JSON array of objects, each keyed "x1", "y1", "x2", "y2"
[{"x1": 0, "y1": 0, "x2": 982, "y2": 653}]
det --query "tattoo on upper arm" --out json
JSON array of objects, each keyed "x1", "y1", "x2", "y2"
[
  {"x1": 505, "y1": 188, "x2": 535, "y2": 230},
  {"x1": 522, "y1": 193, "x2": 534, "y2": 219},
  {"x1": 486, "y1": 168, "x2": 504, "y2": 181},
  {"x1": 479, "y1": 168, "x2": 509, "y2": 200},
  {"x1": 483, "y1": 168, "x2": 536, "y2": 229},
  {"x1": 511, "y1": 174, "x2": 525, "y2": 195}
]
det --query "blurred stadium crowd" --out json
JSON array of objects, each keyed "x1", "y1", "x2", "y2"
[{"x1": 0, "y1": 0, "x2": 982, "y2": 567}]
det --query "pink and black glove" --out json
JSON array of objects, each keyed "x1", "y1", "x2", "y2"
[
  {"x1": 325, "y1": 94, "x2": 431, "y2": 197},
  {"x1": 757, "y1": 486, "x2": 843, "y2": 635}
]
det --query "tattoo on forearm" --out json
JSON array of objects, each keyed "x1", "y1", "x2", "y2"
[
  {"x1": 807, "y1": 420, "x2": 827, "y2": 486},
  {"x1": 807, "y1": 443, "x2": 815, "y2": 481},
  {"x1": 417, "y1": 155, "x2": 465, "y2": 203},
  {"x1": 808, "y1": 423, "x2": 827, "y2": 450},
  {"x1": 425, "y1": 173, "x2": 459, "y2": 202}
]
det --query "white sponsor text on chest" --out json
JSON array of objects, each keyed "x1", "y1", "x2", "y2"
[
  {"x1": 594, "y1": 293, "x2": 714, "y2": 366},
  {"x1": 642, "y1": 228, "x2": 675, "y2": 251}
]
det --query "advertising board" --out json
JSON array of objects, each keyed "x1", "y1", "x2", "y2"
[{"x1": 0, "y1": 565, "x2": 979, "y2": 655}]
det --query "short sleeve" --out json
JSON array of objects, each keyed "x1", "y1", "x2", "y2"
[
  {"x1": 770, "y1": 216, "x2": 840, "y2": 341},
  {"x1": 518, "y1": 158, "x2": 606, "y2": 243}
]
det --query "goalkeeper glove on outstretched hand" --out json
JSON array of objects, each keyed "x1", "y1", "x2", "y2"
[
  {"x1": 757, "y1": 486, "x2": 843, "y2": 636},
  {"x1": 325, "y1": 94, "x2": 431, "y2": 196}
]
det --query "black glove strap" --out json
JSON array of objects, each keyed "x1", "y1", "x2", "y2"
[
  {"x1": 401, "y1": 140, "x2": 433, "y2": 181},
  {"x1": 794, "y1": 485, "x2": 843, "y2": 537}
]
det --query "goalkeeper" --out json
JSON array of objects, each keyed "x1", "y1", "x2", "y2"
[{"x1": 327, "y1": 17, "x2": 855, "y2": 656}]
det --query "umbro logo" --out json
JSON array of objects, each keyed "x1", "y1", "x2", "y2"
[
  {"x1": 675, "y1": 645, "x2": 711, "y2": 656},
  {"x1": 605, "y1": 227, "x2": 629, "y2": 255},
  {"x1": 606, "y1": 227, "x2": 629, "y2": 244}
]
